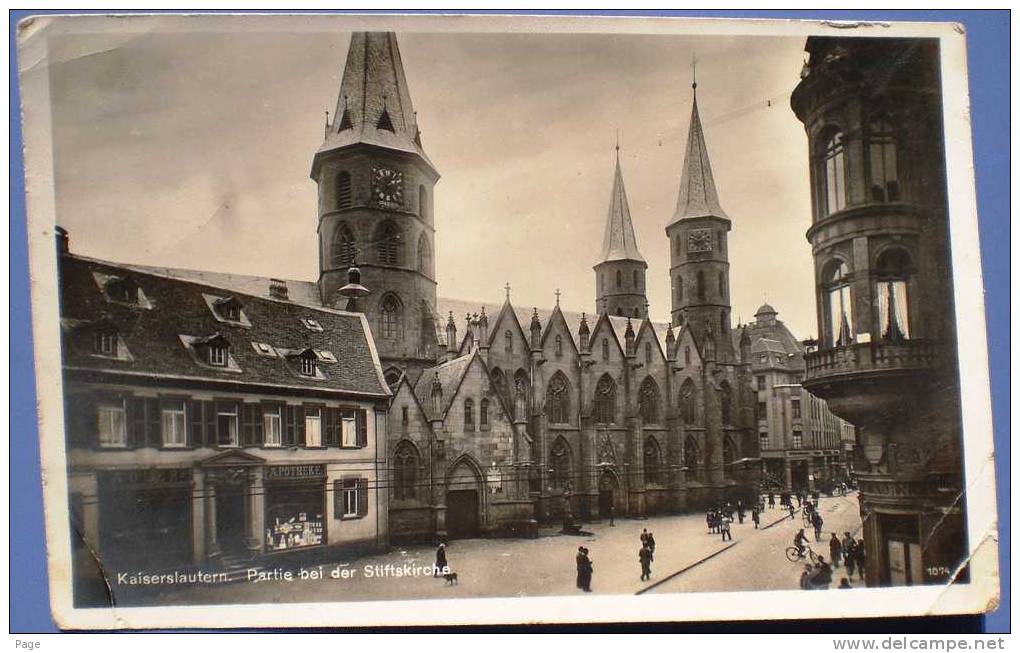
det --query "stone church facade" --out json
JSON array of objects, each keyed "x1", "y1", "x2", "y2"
[{"x1": 309, "y1": 33, "x2": 762, "y2": 541}]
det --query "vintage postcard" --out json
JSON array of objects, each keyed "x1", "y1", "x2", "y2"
[{"x1": 16, "y1": 13, "x2": 999, "y2": 629}]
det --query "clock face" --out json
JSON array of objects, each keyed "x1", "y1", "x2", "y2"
[
  {"x1": 687, "y1": 229, "x2": 713, "y2": 253},
  {"x1": 372, "y1": 165, "x2": 404, "y2": 205}
]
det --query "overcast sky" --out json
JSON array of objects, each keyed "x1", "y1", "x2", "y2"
[{"x1": 48, "y1": 18, "x2": 819, "y2": 337}]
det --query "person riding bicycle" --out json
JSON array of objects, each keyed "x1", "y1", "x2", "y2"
[{"x1": 794, "y1": 528, "x2": 811, "y2": 557}]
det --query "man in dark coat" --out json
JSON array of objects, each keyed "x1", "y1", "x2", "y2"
[
  {"x1": 829, "y1": 532, "x2": 843, "y2": 567},
  {"x1": 578, "y1": 547, "x2": 593, "y2": 592},
  {"x1": 434, "y1": 543, "x2": 448, "y2": 577},
  {"x1": 751, "y1": 506, "x2": 761, "y2": 529},
  {"x1": 812, "y1": 511, "x2": 824, "y2": 541},
  {"x1": 575, "y1": 546, "x2": 585, "y2": 589},
  {"x1": 639, "y1": 543, "x2": 653, "y2": 581}
]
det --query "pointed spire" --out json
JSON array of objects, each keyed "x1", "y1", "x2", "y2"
[
  {"x1": 315, "y1": 32, "x2": 434, "y2": 171},
  {"x1": 672, "y1": 77, "x2": 729, "y2": 223},
  {"x1": 598, "y1": 141, "x2": 645, "y2": 264}
]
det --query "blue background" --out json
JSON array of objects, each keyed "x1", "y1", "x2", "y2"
[{"x1": 9, "y1": 9, "x2": 1010, "y2": 633}]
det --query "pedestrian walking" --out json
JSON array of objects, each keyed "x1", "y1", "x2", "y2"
[
  {"x1": 768, "y1": 493, "x2": 775, "y2": 508},
  {"x1": 607, "y1": 503, "x2": 615, "y2": 527},
  {"x1": 737, "y1": 501, "x2": 745, "y2": 524},
  {"x1": 433, "y1": 543, "x2": 448, "y2": 577},
  {"x1": 639, "y1": 543, "x2": 653, "y2": 581},
  {"x1": 855, "y1": 539, "x2": 866, "y2": 582},
  {"x1": 575, "y1": 546, "x2": 585, "y2": 589},
  {"x1": 842, "y1": 531, "x2": 854, "y2": 556},
  {"x1": 845, "y1": 540, "x2": 857, "y2": 578},
  {"x1": 829, "y1": 533, "x2": 843, "y2": 567},
  {"x1": 796, "y1": 492, "x2": 803, "y2": 508},
  {"x1": 705, "y1": 511, "x2": 714, "y2": 534},
  {"x1": 751, "y1": 507, "x2": 760, "y2": 529},
  {"x1": 812, "y1": 511, "x2": 824, "y2": 541},
  {"x1": 720, "y1": 515, "x2": 733, "y2": 542},
  {"x1": 578, "y1": 546, "x2": 593, "y2": 592},
  {"x1": 640, "y1": 528, "x2": 649, "y2": 548},
  {"x1": 646, "y1": 531, "x2": 656, "y2": 559},
  {"x1": 799, "y1": 564, "x2": 814, "y2": 590},
  {"x1": 787, "y1": 503, "x2": 795, "y2": 520}
]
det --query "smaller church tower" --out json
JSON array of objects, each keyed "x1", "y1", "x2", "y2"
[
  {"x1": 666, "y1": 76, "x2": 735, "y2": 362},
  {"x1": 593, "y1": 143, "x2": 648, "y2": 318}
]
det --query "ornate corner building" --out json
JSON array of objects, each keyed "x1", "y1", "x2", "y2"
[{"x1": 792, "y1": 37, "x2": 967, "y2": 586}]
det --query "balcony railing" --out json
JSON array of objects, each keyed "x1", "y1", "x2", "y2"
[{"x1": 805, "y1": 340, "x2": 942, "y2": 381}]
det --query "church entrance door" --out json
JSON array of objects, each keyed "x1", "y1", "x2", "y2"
[{"x1": 446, "y1": 490, "x2": 479, "y2": 539}]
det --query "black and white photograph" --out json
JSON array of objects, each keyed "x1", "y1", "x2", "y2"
[{"x1": 15, "y1": 13, "x2": 999, "y2": 629}]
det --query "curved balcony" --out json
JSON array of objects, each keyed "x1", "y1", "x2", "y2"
[{"x1": 806, "y1": 339, "x2": 941, "y2": 381}]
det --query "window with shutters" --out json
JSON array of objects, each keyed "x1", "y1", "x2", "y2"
[
  {"x1": 341, "y1": 411, "x2": 357, "y2": 448},
  {"x1": 263, "y1": 406, "x2": 282, "y2": 447},
  {"x1": 305, "y1": 407, "x2": 322, "y2": 447},
  {"x1": 335, "y1": 171, "x2": 352, "y2": 209},
  {"x1": 375, "y1": 221, "x2": 403, "y2": 265},
  {"x1": 336, "y1": 478, "x2": 368, "y2": 519},
  {"x1": 332, "y1": 224, "x2": 356, "y2": 268},
  {"x1": 217, "y1": 404, "x2": 239, "y2": 447},
  {"x1": 97, "y1": 401, "x2": 127, "y2": 448},
  {"x1": 161, "y1": 400, "x2": 187, "y2": 448}
]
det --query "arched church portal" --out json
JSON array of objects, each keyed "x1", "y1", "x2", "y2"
[{"x1": 445, "y1": 457, "x2": 484, "y2": 539}]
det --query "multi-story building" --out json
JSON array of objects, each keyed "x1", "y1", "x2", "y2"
[
  {"x1": 792, "y1": 36, "x2": 967, "y2": 586},
  {"x1": 734, "y1": 304, "x2": 853, "y2": 492},
  {"x1": 58, "y1": 232, "x2": 391, "y2": 602}
]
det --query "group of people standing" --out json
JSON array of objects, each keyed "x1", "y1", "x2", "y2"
[
  {"x1": 800, "y1": 531, "x2": 866, "y2": 590},
  {"x1": 639, "y1": 529, "x2": 656, "y2": 581}
]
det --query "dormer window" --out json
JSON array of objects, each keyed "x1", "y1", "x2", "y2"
[
  {"x1": 93, "y1": 330, "x2": 117, "y2": 356},
  {"x1": 300, "y1": 355, "x2": 316, "y2": 377},
  {"x1": 214, "y1": 297, "x2": 243, "y2": 322},
  {"x1": 301, "y1": 318, "x2": 324, "y2": 332},
  {"x1": 104, "y1": 276, "x2": 138, "y2": 303},
  {"x1": 209, "y1": 344, "x2": 228, "y2": 367}
]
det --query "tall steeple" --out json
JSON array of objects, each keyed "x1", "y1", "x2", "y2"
[
  {"x1": 594, "y1": 140, "x2": 648, "y2": 318},
  {"x1": 313, "y1": 32, "x2": 434, "y2": 173},
  {"x1": 665, "y1": 76, "x2": 735, "y2": 361},
  {"x1": 672, "y1": 86, "x2": 729, "y2": 223},
  {"x1": 312, "y1": 32, "x2": 441, "y2": 382}
]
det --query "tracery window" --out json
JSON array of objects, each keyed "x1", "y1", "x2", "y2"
[
  {"x1": 546, "y1": 372, "x2": 571, "y2": 424},
  {"x1": 680, "y1": 378, "x2": 696, "y2": 425},
  {"x1": 393, "y1": 441, "x2": 418, "y2": 500},
  {"x1": 380, "y1": 293, "x2": 403, "y2": 341},
  {"x1": 638, "y1": 377, "x2": 660, "y2": 424},
  {"x1": 593, "y1": 374, "x2": 616, "y2": 424},
  {"x1": 644, "y1": 437, "x2": 663, "y2": 485}
]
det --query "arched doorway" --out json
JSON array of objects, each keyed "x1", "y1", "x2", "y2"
[
  {"x1": 598, "y1": 468, "x2": 621, "y2": 518},
  {"x1": 446, "y1": 457, "x2": 483, "y2": 539}
]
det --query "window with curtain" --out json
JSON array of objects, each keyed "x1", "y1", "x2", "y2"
[
  {"x1": 824, "y1": 260, "x2": 854, "y2": 347},
  {"x1": 875, "y1": 248, "x2": 912, "y2": 341},
  {"x1": 868, "y1": 119, "x2": 899, "y2": 202},
  {"x1": 821, "y1": 129, "x2": 848, "y2": 216}
]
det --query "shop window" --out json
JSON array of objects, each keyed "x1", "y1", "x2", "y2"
[
  {"x1": 305, "y1": 407, "x2": 322, "y2": 447},
  {"x1": 161, "y1": 400, "x2": 187, "y2": 448},
  {"x1": 266, "y1": 482, "x2": 324, "y2": 552},
  {"x1": 263, "y1": 407, "x2": 282, "y2": 447},
  {"x1": 97, "y1": 400, "x2": 127, "y2": 448},
  {"x1": 335, "y1": 478, "x2": 368, "y2": 519},
  {"x1": 217, "y1": 404, "x2": 239, "y2": 447}
]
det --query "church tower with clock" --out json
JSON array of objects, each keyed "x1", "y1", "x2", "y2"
[
  {"x1": 666, "y1": 81, "x2": 735, "y2": 362},
  {"x1": 312, "y1": 32, "x2": 441, "y2": 382}
]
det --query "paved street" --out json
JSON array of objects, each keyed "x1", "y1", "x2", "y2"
[
  {"x1": 648, "y1": 493, "x2": 865, "y2": 594},
  {"x1": 112, "y1": 494, "x2": 862, "y2": 606}
]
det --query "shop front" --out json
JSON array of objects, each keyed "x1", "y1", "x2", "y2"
[
  {"x1": 97, "y1": 467, "x2": 193, "y2": 571},
  {"x1": 263, "y1": 464, "x2": 327, "y2": 554}
]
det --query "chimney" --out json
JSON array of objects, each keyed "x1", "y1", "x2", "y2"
[
  {"x1": 269, "y1": 278, "x2": 289, "y2": 300},
  {"x1": 55, "y1": 226, "x2": 69, "y2": 255}
]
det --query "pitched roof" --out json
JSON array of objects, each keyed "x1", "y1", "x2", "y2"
[
  {"x1": 672, "y1": 89, "x2": 729, "y2": 224},
  {"x1": 412, "y1": 351, "x2": 475, "y2": 419},
  {"x1": 59, "y1": 255, "x2": 389, "y2": 398},
  {"x1": 598, "y1": 152, "x2": 645, "y2": 264},
  {"x1": 315, "y1": 32, "x2": 435, "y2": 172}
]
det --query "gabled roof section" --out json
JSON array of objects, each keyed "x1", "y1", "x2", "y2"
[
  {"x1": 634, "y1": 318, "x2": 666, "y2": 360},
  {"x1": 413, "y1": 350, "x2": 477, "y2": 420},
  {"x1": 672, "y1": 88, "x2": 729, "y2": 224},
  {"x1": 316, "y1": 32, "x2": 435, "y2": 172},
  {"x1": 589, "y1": 312, "x2": 626, "y2": 354},
  {"x1": 486, "y1": 299, "x2": 528, "y2": 349},
  {"x1": 598, "y1": 151, "x2": 645, "y2": 264},
  {"x1": 539, "y1": 303, "x2": 579, "y2": 355},
  {"x1": 59, "y1": 255, "x2": 389, "y2": 398}
]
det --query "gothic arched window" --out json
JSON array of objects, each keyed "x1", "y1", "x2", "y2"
[
  {"x1": 336, "y1": 171, "x2": 352, "y2": 209},
  {"x1": 379, "y1": 293, "x2": 403, "y2": 341},
  {"x1": 867, "y1": 119, "x2": 899, "y2": 202},
  {"x1": 644, "y1": 437, "x2": 663, "y2": 485},
  {"x1": 419, "y1": 185, "x2": 429, "y2": 220},
  {"x1": 820, "y1": 128, "x2": 848, "y2": 216},
  {"x1": 332, "y1": 224, "x2": 356, "y2": 268},
  {"x1": 417, "y1": 234, "x2": 431, "y2": 275},
  {"x1": 720, "y1": 381, "x2": 733, "y2": 426},
  {"x1": 824, "y1": 260, "x2": 854, "y2": 347},
  {"x1": 480, "y1": 398, "x2": 490, "y2": 428},
  {"x1": 875, "y1": 248, "x2": 912, "y2": 341},
  {"x1": 638, "y1": 377, "x2": 660, "y2": 424},
  {"x1": 464, "y1": 398, "x2": 475, "y2": 431},
  {"x1": 616, "y1": 269, "x2": 622, "y2": 289},
  {"x1": 684, "y1": 436, "x2": 700, "y2": 474},
  {"x1": 677, "y1": 276, "x2": 684, "y2": 302},
  {"x1": 633, "y1": 269, "x2": 640, "y2": 289},
  {"x1": 504, "y1": 330, "x2": 513, "y2": 354},
  {"x1": 555, "y1": 334, "x2": 563, "y2": 357},
  {"x1": 601, "y1": 338, "x2": 609, "y2": 361},
  {"x1": 723, "y1": 436, "x2": 736, "y2": 476},
  {"x1": 490, "y1": 367, "x2": 509, "y2": 406},
  {"x1": 697, "y1": 270, "x2": 706, "y2": 300},
  {"x1": 546, "y1": 372, "x2": 571, "y2": 424},
  {"x1": 720, "y1": 310, "x2": 727, "y2": 334},
  {"x1": 684, "y1": 346, "x2": 691, "y2": 366},
  {"x1": 718, "y1": 272, "x2": 726, "y2": 299},
  {"x1": 680, "y1": 378, "x2": 696, "y2": 425},
  {"x1": 644, "y1": 341, "x2": 652, "y2": 365},
  {"x1": 393, "y1": 441, "x2": 419, "y2": 500},
  {"x1": 594, "y1": 374, "x2": 616, "y2": 424},
  {"x1": 376, "y1": 221, "x2": 403, "y2": 265}
]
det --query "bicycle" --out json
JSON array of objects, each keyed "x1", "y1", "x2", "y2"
[{"x1": 785, "y1": 545, "x2": 819, "y2": 564}]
